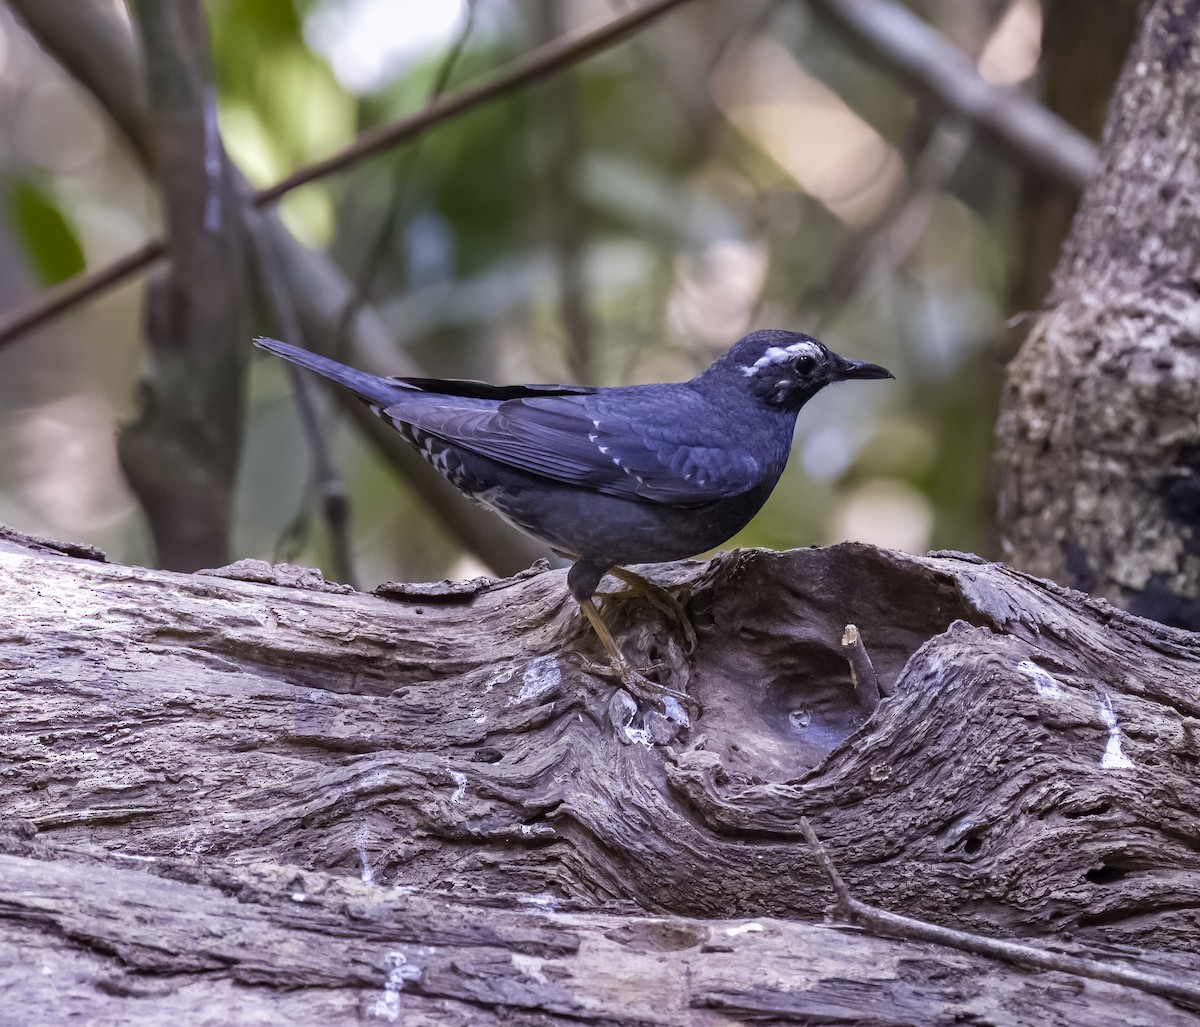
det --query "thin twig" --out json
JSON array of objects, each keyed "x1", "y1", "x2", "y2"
[
  {"x1": 242, "y1": 195, "x2": 357, "y2": 588},
  {"x1": 0, "y1": 240, "x2": 164, "y2": 345},
  {"x1": 333, "y1": 0, "x2": 479, "y2": 349},
  {"x1": 798, "y1": 818, "x2": 1200, "y2": 1009},
  {"x1": 255, "y1": 0, "x2": 694, "y2": 206},
  {"x1": 531, "y1": 0, "x2": 593, "y2": 383},
  {"x1": 0, "y1": 0, "x2": 698, "y2": 350},
  {"x1": 808, "y1": 0, "x2": 1098, "y2": 188},
  {"x1": 840, "y1": 624, "x2": 883, "y2": 710}
]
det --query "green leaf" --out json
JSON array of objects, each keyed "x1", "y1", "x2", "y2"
[{"x1": 6, "y1": 179, "x2": 86, "y2": 285}]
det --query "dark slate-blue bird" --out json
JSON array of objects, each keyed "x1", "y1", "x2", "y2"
[{"x1": 254, "y1": 331, "x2": 892, "y2": 698}]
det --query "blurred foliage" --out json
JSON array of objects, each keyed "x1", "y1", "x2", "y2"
[
  {"x1": 0, "y1": 0, "x2": 1086, "y2": 583},
  {"x1": 4, "y1": 177, "x2": 85, "y2": 285}
]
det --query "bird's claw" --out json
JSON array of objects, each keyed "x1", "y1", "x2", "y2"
[
  {"x1": 575, "y1": 652, "x2": 698, "y2": 717},
  {"x1": 609, "y1": 569, "x2": 698, "y2": 655}
]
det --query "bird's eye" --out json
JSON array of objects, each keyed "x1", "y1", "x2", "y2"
[{"x1": 793, "y1": 354, "x2": 817, "y2": 374}]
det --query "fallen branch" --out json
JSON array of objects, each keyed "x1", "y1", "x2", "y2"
[{"x1": 799, "y1": 818, "x2": 1200, "y2": 1011}]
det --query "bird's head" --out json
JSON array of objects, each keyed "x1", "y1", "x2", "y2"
[{"x1": 706, "y1": 329, "x2": 893, "y2": 410}]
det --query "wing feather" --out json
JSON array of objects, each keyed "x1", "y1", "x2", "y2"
[{"x1": 382, "y1": 390, "x2": 764, "y2": 506}]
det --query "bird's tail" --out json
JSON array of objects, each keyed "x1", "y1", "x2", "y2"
[{"x1": 254, "y1": 337, "x2": 407, "y2": 408}]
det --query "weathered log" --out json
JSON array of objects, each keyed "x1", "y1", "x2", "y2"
[
  {"x1": 3, "y1": 525, "x2": 1200, "y2": 1021},
  {"x1": 1, "y1": 835, "x2": 1195, "y2": 1025}
]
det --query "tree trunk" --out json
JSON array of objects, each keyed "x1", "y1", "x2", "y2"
[
  {"x1": 1006, "y1": 0, "x2": 1138, "y2": 328},
  {"x1": 3, "y1": 524, "x2": 1200, "y2": 1022},
  {"x1": 995, "y1": 0, "x2": 1200, "y2": 627},
  {"x1": 116, "y1": 1, "x2": 250, "y2": 572}
]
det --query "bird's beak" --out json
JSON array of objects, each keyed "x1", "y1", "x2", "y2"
[{"x1": 839, "y1": 359, "x2": 894, "y2": 381}]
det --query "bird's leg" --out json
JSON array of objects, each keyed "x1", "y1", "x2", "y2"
[
  {"x1": 575, "y1": 598, "x2": 693, "y2": 710},
  {"x1": 607, "y1": 567, "x2": 697, "y2": 654}
]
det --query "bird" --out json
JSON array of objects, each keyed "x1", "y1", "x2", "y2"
[{"x1": 254, "y1": 330, "x2": 892, "y2": 704}]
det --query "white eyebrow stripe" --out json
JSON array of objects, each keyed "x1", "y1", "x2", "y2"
[{"x1": 739, "y1": 341, "x2": 822, "y2": 377}]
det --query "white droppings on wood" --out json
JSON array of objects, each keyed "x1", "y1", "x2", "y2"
[
  {"x1": 608, "y1": 688, "x2": 653, "y2": 746},
  {"x1": 369, "y1": 950, "x2": 423, "y2": 1022},
  {"x1": 725, "y1": 922, "x2": 765, "y2": 936},
  {"x1": 517, "y1": 892, "x2": 560, "y2": 910},
  {"x1": 623, "y1": 724, "x2": 653, "y2": 746},
  {"x1": 356, "y1": 824, "x2": 376, "y2": 885},
  {"x1": 1098, "y1": 694, "x2": 1135, "y2": 769},
  {"x1": 661, "y1": 696, "x2": 690, "y2": 729},
  {"x1": 511, "y1": 953, "x2": 549, "y2": 984},
  {"x1": 1017, "y1": 659, "x2": 1063, "y2": 695},
  {"x1": 484, "y1": 666, "x2": 515, "y2": 693},
  {"x1": 508, "y1": 655, "x2": 560, "y2": 705}
]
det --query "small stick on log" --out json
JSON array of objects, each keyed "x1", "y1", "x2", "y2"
[
  {"x1": 841, "y1": 624, "x2": 884, "y2": 711},
  {"x1": 798, "y1": 818, "x2": 1200, "y2": 1010}
]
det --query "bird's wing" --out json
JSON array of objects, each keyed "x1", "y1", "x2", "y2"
[
  {"x1": 385, "y1": 376, "x2": 597, "y2": 401},
  {"x1": 385, "y1": 390, "x2": 766, "y2": 505}
]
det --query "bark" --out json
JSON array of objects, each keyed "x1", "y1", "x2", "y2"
[
  {"x1": 2, "y1": 843, "x2": 1194, "y2": 1026},
  {"x1": 1008, "y1": 0, "x2": 1139, "y2": 321},
  {"x1": 3, "y1": 525, "x2": 1200, "y2": 1022},
  {"x1": 995, "y1": 0, "x2": 1200, "y2": 626}
]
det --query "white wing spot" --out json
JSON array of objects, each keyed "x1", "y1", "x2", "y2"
[{"x1": 588, "y1": 423, "x2": 629, "y2": 472}]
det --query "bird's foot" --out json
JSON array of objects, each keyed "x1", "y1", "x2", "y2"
[
  {"x1": 575, "y1": 651, "x2": 695, "y2": 714},
  {"x1": 608, "y1": 567, "x2": 698, "y2": 655},
  {"x1": 575, "y1": 598, "x2": 700, "y2": 717}
]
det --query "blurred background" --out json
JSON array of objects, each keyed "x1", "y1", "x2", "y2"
[{"x1": 0, "y1": 0, "x2": 1129, "y2": 587}]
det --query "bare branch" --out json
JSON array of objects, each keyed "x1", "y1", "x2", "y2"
[
  {"x1": 8, "y1": 0, "x2": 153, "y2": 169},
  {"x1": 0, "y1": 0, "x2": 700, "y2": 350},
  {"x1": 241, "y1": 192, "x2": 357, "y2": 588},
  {"x1": 799, "y1": 818, "x2": 1200, "y2": 1010},
  {"x1": 6, "y1": 0, "x2": 549, "y2": 575},
  {"x1": 254, "y1": 0, "x2": 697, "y2": 205},
  {"x1": 0, "y1": 239, "x2": 163, "y2": 343},
  {"x1": 531, "y1": 0, "x2": 593, "y2": 382},
  {"x1": 807, "y1": 0, "x2": 1098, "y2": 188},
  {"x1": 332, "y1": 0, "x2": 479, "y2": 350},
  {"x1": 840, "y1": 623, "x2": 882, "y2": 710}
]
